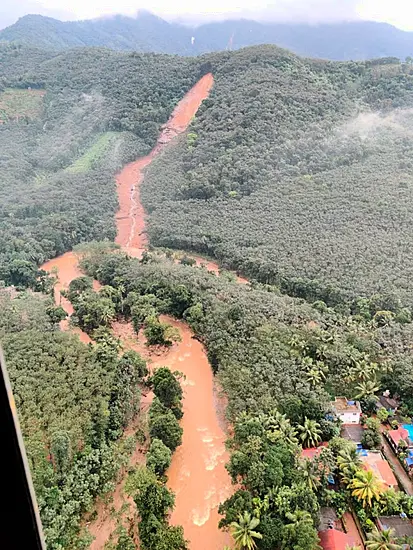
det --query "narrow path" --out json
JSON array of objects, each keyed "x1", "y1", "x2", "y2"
[
  {"x1": 343, "y1": 511, "x2": 365, "y2": 549},
  {"x1": 380, "y1": 433, "x2": 413, "y2": 495}
]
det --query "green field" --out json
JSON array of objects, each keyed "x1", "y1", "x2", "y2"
[
  {"x1": 0, "y1": 88, "x2": 45, "y2": 122},
  {"x1": 66, "y1": 132, "x2": 120, "y2": 173}
]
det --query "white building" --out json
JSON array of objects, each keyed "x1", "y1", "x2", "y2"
[{"x1": 332, "y1": 397, "x2": 362, "y2": 424}]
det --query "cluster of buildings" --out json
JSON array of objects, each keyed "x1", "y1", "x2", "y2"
[{"x1": 305, "y1": 396, "x2": 413, "y2": 549}]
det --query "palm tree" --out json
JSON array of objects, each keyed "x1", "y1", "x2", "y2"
[
  {"x1": 99, "y1": 304, "x2": 116, "y2": 326},
  {"x1": 337, "y1": 449, "x2": 361, "y2": 486},
  {"x1": 350, "y1": 469, "x2": 383, "y2": 508},
  {"x1": 284, "y1": 510, "x2": 313, "y2": 530},
  {"x1": 351, "y1": 360, "x2": 378, "y2": 382},
  {"x1": 306, "y1": 368, "x2": 323, "y2": 388},
  {"x1": 315, "y1": 343, "x2": 329, "y2": 360},
  {"x1": 230, "y1": 511, "x2": 263, "y2": 550},
  {"x1": 288, "y1": 336, "x2": 309, "y2": 355},
  {"x1": 355, "y1": 378, "x2": 380, "y2": 400},
  {"x1": 298, "y1": 459, "x2": 321, "y2": 491},
  {"x1": 283, "y1": 510, "x2": 315, "y2": 545},
  {"x1": 346, "y1": 546, "x2": 362, "y2": 550},
  {"x1": 366, "y1": 527, "x2": 402, "y2": 550},
  {"x1": 279, "y1": 421, "x2": 299, "y2": 448},
  {"x1": 298, "y1": 417, "x2": 322, "y2": 448},
  {"x1": 302, "y1": 356, "x2": 315, "y2": 369},
  {"x1": 263, "y1": 411, "x2": 298, "y2": 447}
]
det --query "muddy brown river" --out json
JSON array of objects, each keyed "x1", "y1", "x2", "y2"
[{"x1": 41, "y1": 73, "x2": 233, "y2": 549}]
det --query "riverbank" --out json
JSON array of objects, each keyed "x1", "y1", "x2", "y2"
[{"x1": 41, "y1": 72, "x2": 233, "y2": 549}]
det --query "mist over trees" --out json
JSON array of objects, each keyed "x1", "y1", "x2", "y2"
[
  {"x1": 142, "y1": 46, "x2": 413, "y2": 312},
  {"x1": 2, "y1": 13, "x2": 413, "y2": 61}
]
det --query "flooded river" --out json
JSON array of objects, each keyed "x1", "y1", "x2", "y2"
[{"x1": 41, "y1": 73, "x2": 233, "y2": 549}]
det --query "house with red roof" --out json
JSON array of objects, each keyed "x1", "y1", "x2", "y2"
[
  {"x1": 301, "y1": 442, "x2": 328, "y2": 460},
  {"x1": 386, "y1": 427, "x2": 411, "y2": 452},
  {"x1": 319, "y1": 529, "x2": 355, "y2": 550},
  {"x1": 360, "y1": 450, "x2": 398, "y2": 490}
]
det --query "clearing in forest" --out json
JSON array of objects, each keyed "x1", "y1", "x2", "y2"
[
  {"x1": 0, "y1": 88, "x2": 45, "y2": 122},
  {"x1": 66, "y1": 131, "x2": 119, "y2": 173}
]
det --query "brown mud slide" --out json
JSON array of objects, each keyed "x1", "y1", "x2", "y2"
[
  {"x1": 42, "y1": 73, "x2": 234, "y2": 549},
  {"x1": 116, "y1": 73, "x2": 214, "y2": 254},
  {"x1": 42, "y1": 251, "x2": 101, "y2": 344}
]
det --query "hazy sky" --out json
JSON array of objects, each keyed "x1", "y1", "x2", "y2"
[{"x1": 2, "y1": 0, "x2": 413, "y2": 31}]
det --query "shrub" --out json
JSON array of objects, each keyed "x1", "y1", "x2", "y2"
[
  {"x1": 149, "y1": 409, "x2": 183, "y2": 452},
  {"x1": 147, "y1": 438, "x2": 172, "y2": 476}
]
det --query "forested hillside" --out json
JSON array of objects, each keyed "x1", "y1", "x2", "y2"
[
  {"x1": 4, "y1": 40, "x2": 413, "y2": 550},
  {"x1": 0, "y1": 13, "x2": 194, "y2": 55},
  {"x1": 0, "y1": 44, "x2": 197, "y2": 286},
  {"x1": 2, "y1": 13, "x2": 413, "y2": 61},
  {"x1": 142, "y1": 45, "x2": 413, "y2": 312},
  {"x1": 0, "y1": 286, "x2": 147, "y2": 548},
  {"x1": 78, "y1": 247, "x2": 413, "y2": 549}
]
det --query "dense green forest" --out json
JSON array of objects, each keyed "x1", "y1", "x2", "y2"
[
  {"x1": 0, "y1": 43, "x2": 197, "y2": 286},
  {"x1": 2, "y1": 13, "x2": 413, "y2": 61},
  {"x1": 0, "y1": 285, "x2": 147, "y2": 548},
  {"x1": 80, "y1": 249, "x2": 413, "y2": 421},
  {"x1": 142, "y1": 45, "x2": 413, "y2": 312},
  {"x1": 4, "y1": 39, "x2": 413, "y2": 550},
  {"x1": 4, "y1": 42, "x2": 413, "y2": 313},
  {"x1": 75, "y1": 247, "x2": 413, "y2": 548}
]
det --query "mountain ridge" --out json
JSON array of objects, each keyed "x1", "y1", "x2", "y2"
[{"x1": 1, "y1": 13, "x2": 413, "y2": 60}]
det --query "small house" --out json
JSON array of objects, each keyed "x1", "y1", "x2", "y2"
[
  {"x1": 359, "y1": 450, "x2": 398, "y2": 490},
  {"x1": 301, "y1": 442, "x2": 328, "y2": 460},
  {"x1": 332, "y1": 397, "x2": 361, "y2": 425},
  {"x1": 377, "y1": 393, "x2": 400, "y2": 414},
  {"x1": 378, "y1": 516, "x2": 413, "y2": 538},
  {"x1": 341, "y1": 424, "x2": 365, "y2": 445},
  {"x1": 387, "y1": 427, "x2": 412, "y2": 452}
]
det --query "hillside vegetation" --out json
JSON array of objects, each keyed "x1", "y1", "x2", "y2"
[
  {"x1": 2, "y1": 13, "x2": 413, "y2": 61},
  {"x1": 0, "y1": 44, "x2": 197, "y2": 286},
  {"x1": 66, "y1": 132, "x2": 120, "y2": 173},
  {"x1": 0, "y1": 286, "x2": 147, "y2": 548},
  {"x1": 0, "y1": 88, "x2": 45, "y2": 122},
  {"x1": 4, "y1": 41, "x2": 413, "y2": 549},
  {"x1": 78, "y1": 247, "x2": 413, "y2": 549},
  {"x1": 142, "y1": 45, "x2": 413, "y2": 312}
]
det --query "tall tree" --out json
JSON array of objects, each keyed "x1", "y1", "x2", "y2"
[
  {"x1": 230, "y1": 511, "x2": 263, "y2": 550},
  {"x1": 366, "y1": 527, "x2": 402, "y2": 550},
  {"x1": 337, "y1": 448, "x2": 361, "y2": 486},
  {"x1": 355, "y1": 378, "x2": 380, "y2": 400},
  {"x1": 298, "y1": 418, "x2": 322, "y2": 449},
  {"x1": 350, "y1": 470, "x2": 383, "y2": 508},
  {"x1": 298, "y1": 459, "x2": 321, "y2": 492}
]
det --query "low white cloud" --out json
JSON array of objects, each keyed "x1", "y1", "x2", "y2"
[
  {"x1": 0, "y1": 0, "x2": 72, "y2": 29},
  {"x1": 357, "y1": 0, "x2": 413, "y2": 31},
  {"x1": 2, "y1": 0, "x2": 413, "y2": 31},
  {"x1": 341, "y1": 109, "x2": 413, "y2": 140}
]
